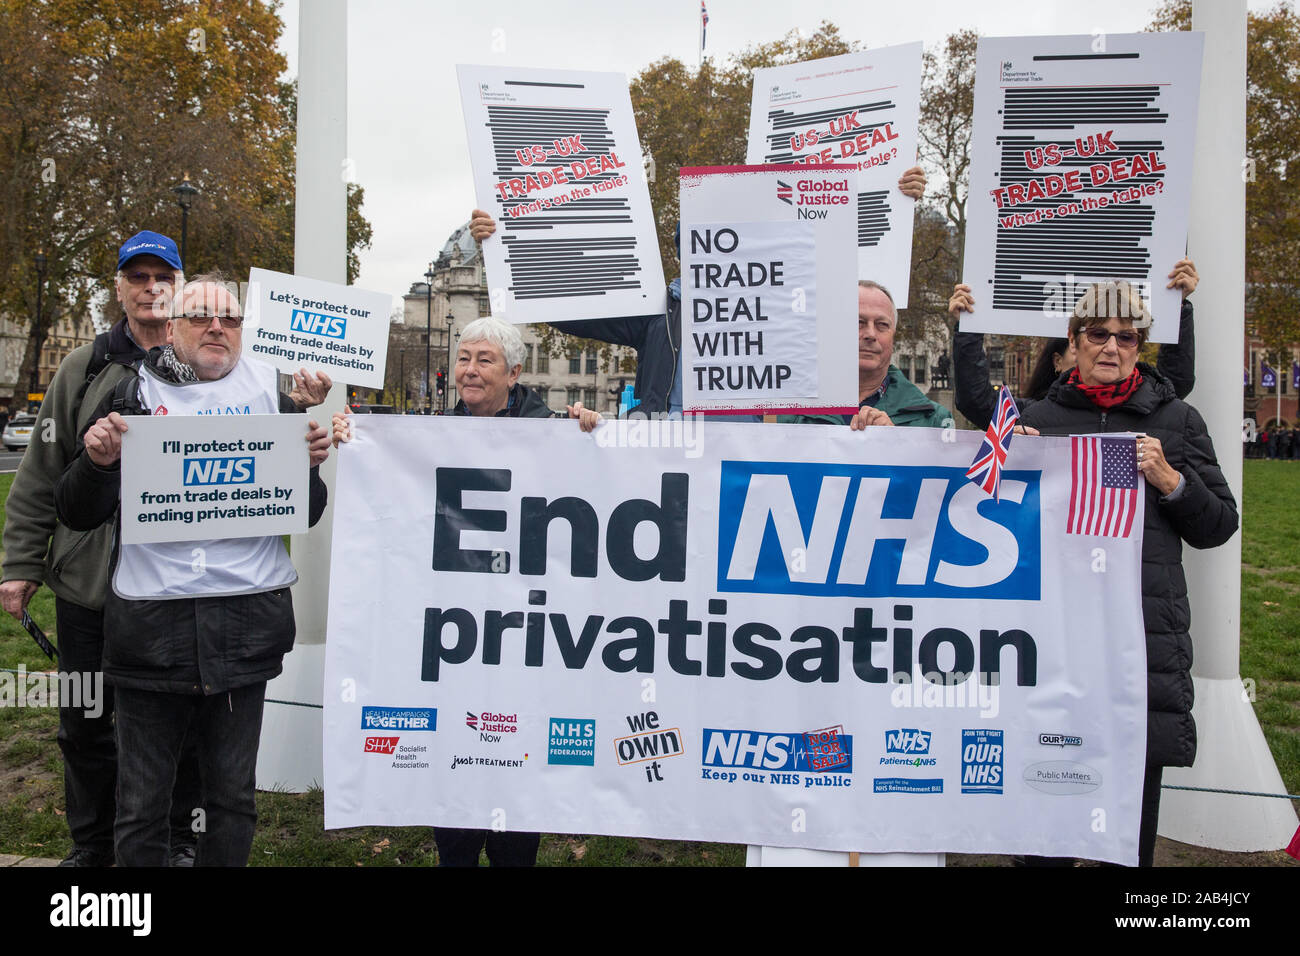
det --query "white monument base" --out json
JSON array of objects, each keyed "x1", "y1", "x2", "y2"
[
  {"x1": 255, "y1": 642, "x2": 325, "y2": 792},
  {"x1": 1160, "y1": 676, "x2": 1298, "y2": 850}
]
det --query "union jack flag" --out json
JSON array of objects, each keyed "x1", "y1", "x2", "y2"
[
  {"x1": 965, "y1": 384, "x2": 1019, "y2": 501},
  {"x1": 701, "y1": 2, "x2": 709, "y2": 49}
]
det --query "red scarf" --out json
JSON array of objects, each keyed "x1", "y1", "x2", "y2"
[{"x1": 1067, "y1": 367, "x2": 1144, "y2": 409}]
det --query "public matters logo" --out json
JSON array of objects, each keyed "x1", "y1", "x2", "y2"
[
  {"x1": 700, "y1": 727, "x2": 854, "y2": 786},
  {"x1": 776, "y1": 180, "x2": 793, "y2": 205},
  {"x1": 364, "y1": 736, "x2": 399, "y2": 754},
  {"x1": 183, "y1": 457, "x2": 255, "y2": 486},
  {"x1": 548, "y1": 717, "x2": 596, "y2": 766},
  {"x1": 361, "y1": 706, "x2": 437, "y2": 732},
  {"x1": 716, "y1": 462, "x2": 1041, "y2": 601},
  {"x1": 961, "y1": 728, "x2": 1004, "y2": 794},
  {"x1": 289, "y1": 308, "x2": 347, "y2": 339}
]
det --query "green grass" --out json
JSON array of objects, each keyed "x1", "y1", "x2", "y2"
[
  {"x1": 0, "y1": 466, "x2": 1296, "y2": 865},
  {"x1": 1239, "y1": 460, "x2": 1300, "y2": 797}
]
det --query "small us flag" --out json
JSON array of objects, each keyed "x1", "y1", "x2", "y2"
[
  {"x1": 1067, "y1": 436, "x2": 1139, "y2": 537},
  {"x1": 965, "y1": 384, "x2": 1019, "y2": 501}
]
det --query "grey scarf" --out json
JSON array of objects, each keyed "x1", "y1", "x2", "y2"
[{"x1": 156, "y1": 345, "x2": 199, "y2": 384}]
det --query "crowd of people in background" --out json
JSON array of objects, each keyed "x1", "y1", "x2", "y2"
[{"x1": 1247, "y1": 425, "x2": 1300, "y2": 459}]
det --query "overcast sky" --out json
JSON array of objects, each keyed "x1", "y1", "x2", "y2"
[{"x1": 270, "y1": 0, "x2": 1272, "y2": 301}]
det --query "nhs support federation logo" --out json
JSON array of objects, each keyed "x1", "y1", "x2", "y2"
[
  {"x1": 183, "y1": 457, "x2": 254, "y2": 485},
  {"x1": 716, "y1": 462, "x2": 1040, "y2": 599},
  {"x1": 548, "y1": 717, "x2": 596, "y2": 766},
  {"x1": 290, "y1": 309, "x2": 347, "y2": 339}
]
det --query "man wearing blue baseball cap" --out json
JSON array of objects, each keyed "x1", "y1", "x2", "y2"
[{"x1": 1, "y1": 229, "x2": 204, "y2": 866}]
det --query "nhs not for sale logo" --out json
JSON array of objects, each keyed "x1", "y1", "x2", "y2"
[
  {"x1": 701, "y1": 728, "x2": 853, "y2": 774},
  {"x1": 717, "y1": 462, "x2": 1040, "y2": 599}
]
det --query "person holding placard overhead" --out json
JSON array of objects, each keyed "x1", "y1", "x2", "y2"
[
  {"x1": 948, "y1": 258, "x2": 1199, "y2": 430},
  {"x1": 1018, "y1": 279, "x2": 1236, "y2": 867},
  {"x1": 52, "y1": 272, "x2": 333, "y2": 867},
  {"x1": 467, "y1": 166, "x2": 927, "y2": 417}
]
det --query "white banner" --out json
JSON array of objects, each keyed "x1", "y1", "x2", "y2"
[
  {"x1": 458, "y1": 65, "x2": 666, "y2": 325},
  {"x1": 120, "y1": 414, "x2": 309, "y2": 545},
  {"x1": 960, "y1": 32, "x2": 1203, "y2": 343},
  {"x1": 679, "y1": 166, "x2": 858, "y2": 415},
  {"x1": 244, "y1": 268, "x2": 392, "y2": 388},
  {"x1": 324, "y1": 417, "x2": 1148, "y2": 863},
  {"x1": 746, "y1": 45, "x2": 922, "y2": 306}
]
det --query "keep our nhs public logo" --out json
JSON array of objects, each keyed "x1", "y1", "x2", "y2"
[
  {"x1": 290, "y1": 308, "x2": 347, "y2": 339},
  {"x1": 183, "y1": 456, "x2": 255, "y2": 486},
  {"x1": 716, "y1": 462, "x2": 1040, "y2": 600}
]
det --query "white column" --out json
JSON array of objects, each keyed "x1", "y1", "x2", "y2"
[
  {"x1": 257, "y1": 0, "x2": 348, "y2": 792},
  {"x1": 1163, "y1": 0, "x2": 1298, "y2": 849}
]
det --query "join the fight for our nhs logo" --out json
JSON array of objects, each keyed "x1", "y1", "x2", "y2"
[
  {"x1": 961, "y1": 728, "x2": 1004, "y2": 794},
  {"x1": 716, "y1": 462, "x2": 1041, "y2": 600}
]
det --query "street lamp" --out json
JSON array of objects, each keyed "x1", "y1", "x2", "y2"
[
  {"x1": 399, "y1": 348, "x2": 406, "y2": 413},
  {"x1": 443, "y1": 311, "x2": 455, "y2": 412},
  {"x1": 424, "y1": 263, "x2": 435, "y2": 414},
  {"x1": 30, "y1": 250, "x2": 47, "y2": 398},
  {"x1": 171, "y1": 174, "x2": 199, "y2": 268}
]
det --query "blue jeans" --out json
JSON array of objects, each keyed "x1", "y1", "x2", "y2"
[{"x1": 113, "y1": 682, "x2": 266, "y2": 867}]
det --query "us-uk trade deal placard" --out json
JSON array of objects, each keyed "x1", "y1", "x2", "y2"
[
  {"x1": 120, "y1": 414, "x2": 310, "y2": 545},
  {"x1": 458, "y1": 65, "x2": 666, "y2": 325},
  {"x1": 746, "y1": 44, "x2": 923, "y2": 305},
  {"x1": 961, "y1": 32, "x2": 1203, "y2": 343},
  {"x1": 324, "y1": 417, "x2": 1149, "y2": 863},
  {"x1": 244, "y1": 267, "x2": 392, "y2": 388}
]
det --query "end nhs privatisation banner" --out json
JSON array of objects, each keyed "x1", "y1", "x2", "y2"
[{"x1": 323, "y1": 418, "x2": 1148, "y2": 864}]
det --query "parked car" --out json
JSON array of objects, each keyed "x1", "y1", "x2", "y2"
[{"x1": 3, "y1": 413, "x2": 36, "y2": 451}]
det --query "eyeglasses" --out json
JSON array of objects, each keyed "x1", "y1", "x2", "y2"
[
  {"x1": 124, "y1": 271, "x2": 177, "y2": 286},
  {"x1": 180, "y1": 313, "x2": 243, "y2": 330},
  {"x1": 1082, "y1": 328, "x2": 1141, "y2": 349}
]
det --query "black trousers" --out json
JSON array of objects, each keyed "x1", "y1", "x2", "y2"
[
  {"x1": 55, "y1": 597, "x2": 203, "y2": 856},
  {"x1": 433, "y1": 827, "x2": 540, "y2": 867}
]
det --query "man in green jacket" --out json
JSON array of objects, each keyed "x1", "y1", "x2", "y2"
[{"x1": 787, "y1": 280, "x2": 951, "y2": 429}]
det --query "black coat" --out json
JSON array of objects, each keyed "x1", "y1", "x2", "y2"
[{"x1": 1020, "y1": 365, "x2": 1238, "y2": 767}]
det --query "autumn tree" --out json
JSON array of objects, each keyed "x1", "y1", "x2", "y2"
[
  {"x1": 1149, "y1": 1, "x2": 1300, "y2": 367},
  {"x1": 0, "y1": 0, "x2": 373, "y2": 407}
]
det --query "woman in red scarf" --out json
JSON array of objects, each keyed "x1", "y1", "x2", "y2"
[{"x1": 1020, "y1": 281, "x2": 1238, "y2": 866}]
